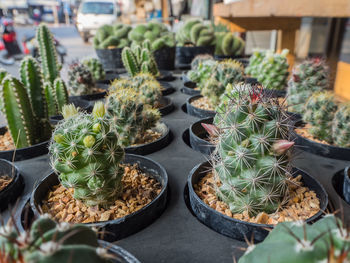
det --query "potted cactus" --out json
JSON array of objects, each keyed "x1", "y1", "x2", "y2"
[
  {"x1": 30, "y1": 102, "x2": 168, "y2": 242},
  {"x1": 187, "y1": 84, "x2": 327, "y2": 242},
  {"x1": 83, "y1": 57, "x2": 118, "y2": 86},
  {"x1": 214, "y1": 32, "x2": 245, "y2": 60},
  {"x1": 129, "y1": 21, "x2": 176, "y2": 70},
  {"x1": 0, "y1": 214, "x2": 140, "y2": 262},
  {"x1": 94, "y1": 24, "x2": 132, "y2": 71},
  {"x1": 175, "y1": 19, "x2": 216, "y2": 66}
]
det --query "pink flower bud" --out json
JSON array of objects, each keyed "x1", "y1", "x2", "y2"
[
  {"x1": 201, "y1": 123, "x2": 219, "y2": 136},
  {"x1": 272, "y1": 140, "x2": 294, "y2": 155}
]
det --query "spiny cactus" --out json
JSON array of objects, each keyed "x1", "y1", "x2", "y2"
[
  {"x1": 238, "y1": 214, "x2": 350, "y2": 263},
  {"x1": 0, "y1": 214, "x2": 111, "y2": 262},
  {"x1": 187, "y1": 57, "x2": 216, "y2": 85},
  {"x1": 176, "y1": 19, "x2": 215, "y2": 47},
  {"x1": 132, "y1": 73, "x2": 162, "y2": 105},
  {"x1": 49, "y1": 102, "x2": 125, "y2": 207},
  {"x1": 36, "y1": 23, "x2": 61, "y2": 84},
  {"x1": 201, "y1": 59, "x2": 245, "y2": 106},
  {"x1": 53, "y1": 77, "x2": 69, "y2": 112},
  {"x1": 122, "y1": 41, "x2": 159, "y2": 77},
  {"x1": 94, "y1": 24, "x2": 132, "y2": 49},
  {"x1": 287, "y1": 58, "x2": 329, "y2": 114},
  {"x1": 303, "y1": 91, "x2": 338, "y2": 143},
  {"x1": 109, "y1": 78, "x2": 132, "y2": 93},
  {"x1": 212, "y1": 84, "x2": 293, "y2": 216},
  {"x1": 245, "y1": 49, "x2": 267, "y2": 77},
  {"x1": 0, "y1": 68, "x2": 7, "y2": 84},
  {"x1": 106, "y1": 87, "x2": 160, "y2": 146},
  {"x1": 332, "y1": 103, "x2": 350, "y2": 148},
  {"x1": 83, "y1": 58, "x2": 105, "y2": 81},
  {"x1": 215, "y1": 32, "x2": 245, "y2": 56},
  {"x1": 68, "y1": 61, "x2": 96, "y2": 96},
  {"x1": 190, "y1": 54, "x2": 214, "y2": 70},
  {"x1": 44, "y1": 81, "x2": 59, "y2": 117}
]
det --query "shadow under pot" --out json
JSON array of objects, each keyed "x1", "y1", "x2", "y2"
[
  {"x1": 153, "y1": 47, "x2": 175, "y2": 71},
  {"x1": 186, "y1": 95, "x2": 216, "y2": 119},
  {"x1": 176, "y1": 45, "x2": 215, "y2": 67},
  {"x1": 290, "y1": 120, "x2": 350, "y2": 161},
  {"x1": 0, "y1": 127, "x2": 49, "y2": 162},
  {"x1": 0, "y1": 159, "x2": 24, "y2": 212},
  {"x1": 189, "y1": 117, "x2": 215, "y2": 155},
  {"x1": 160, "y1": 81, "x2": 175, "y2": 96},
  {"x1": 187, "y1": 161, "x2": 328, "y2": 242},
  {"x1": 95, "y1": 48, "x2": 123, "y2": 71},
  {"x1": 30, "y1": 154, "x2": 168, "y2": 242}
]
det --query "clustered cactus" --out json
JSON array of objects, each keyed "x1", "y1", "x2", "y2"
[
  {"x1": 93, "y1": 24, "x2": 132, "y2": 49},
  {"x1": 122, "y1": 40, "x2": 159, "y2": 77},
  {"x1": 287, "y1": 58, "x2": 329, "y2": 113},
  {"x1": 128, "y1": 21, "x2": 175, "y2": 51},
  {"x1": 176, "y1": 19, "x2": 215, "y2": 47},
  {"x1": 68, "y1": 61, "x2": 96, "y2": 96},
  {"x1": 212, "y1": 84, "x2": 293, "y2": 216},
  {"x1": 0, "y1": 215, "x2": 111, "y2": 262},
  {"x1": 189, "y1": 54, "x2": 214, "y2": 70},
  {"x1": 83, "y1": 58, "x2": 105, "y2": 81},
  {"x1": 214, "y1": 32, "x2": 245, "y2": 56},
  {"x1": 49, "y1": 102, "x2": 124, "y2": 207},
  {"x1": 187, "y1": 55, "x2": 216, "y2": 85},
  {"x1": 238, "y1": 214, "x2": 350, "y2": 263},
  {"x1": 245, "y1": 49, "x2": 266, "y2": 77}
]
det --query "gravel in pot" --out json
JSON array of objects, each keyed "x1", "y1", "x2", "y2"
[
  {"x1": 0, "y1": 159, "x2": 24, "y2": 211},
  {"x1": 30, "y1": 154, "x2": 168, "y2": 242},
  {"x1": 186, "y1": 95, "x2": 216, "y2": 118},
  {"x1": 189, "y1": 117, "x2": 215, "y2": 155},
  {"x1": 187, "y1": 161, "x2": 328, "y2": 242}
]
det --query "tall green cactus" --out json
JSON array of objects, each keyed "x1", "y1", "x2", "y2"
[
  {"x1": 53, "y1": 77, "x2": 69, "y2": 112},
  {"x1": 44, "y1": 81, "x2": 59, "y2": 117},
  {"x1": 36, "y1": 23, "x2": 61, "y2": 84}
]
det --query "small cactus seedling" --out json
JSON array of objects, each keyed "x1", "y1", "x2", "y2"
[
  {"x1": 68, "y1": 61, "x2": 96, "y2": 96},
  {"x1": 0, "y1": 214, "x2": 111, "y2": 262},
  {"x1": 215, "y1": 32, "x2": 245, "y2": 56},
  {"x1": 287, "y1": 58, "x2": 329, "y2": 113},
  {"x1": 238, "y1": 214, "x2": 350, "y2": 263},
  {"x1": 49, "y1": 102, "x2": 125, "y2": 207},
  {"x1": 83, "y1": 58, "x2": 106, "y2": 81},
  {"x1": 93, "y1": 23, "x2": 132, "y2": 49},
  {"x1": 176, "y1": 19, "x2": 215, "y2": 47},
  {"x1": 212, "y1": 84, "x2": 293, "y2": 216},
  {"x1": 332, "y1": 102, "x2": 350, "y2": 148}
]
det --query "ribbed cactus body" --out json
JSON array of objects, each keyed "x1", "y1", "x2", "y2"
[
  {"x1": 132, "y1": 73, "x2": 162, "y2": 105},
  {"x1": 245, "y1": 49, "x2": 266, "y2": 77},
  {"x1": 94, "y1": 23, "x2": 131, "y2": 49},
  {"x1": 44, "y1": 81, "x2": 59, "y2": 116},
  {"x1": 287, "y1": 59, "x2": 329, "y2": 113},
  {"x1": 53, "y1": 77, "x2": 68, "y2": 112},
  {"x1": 50, "y1": 103, "x2": 124, "y2": 207},
  {"x1": 332, "y1": 103, "x2": 350, "y2": 147},
  {"x1": 176, "y1": 19, "x2": 215, "y2": 47},
  {"x1": 215, "y1": 32, "x2": 245, "y2": 56},
  {"x1": 187, "y1": 58, "x2": 216, "y2": 85},
  {"x1": 213, "y1": 85, "x2": 292, "y2": 216},
  {"x1": 303, "y1": 91, "x2": 338, "y2": 143},
  {"x1": 83, "y1": 58, "x2": 105, "y2": 81},
  {"x1": 0, "y1": 69, "x2": 7, "y2": 84},
  {"x1": 68, "y1": 62, "x2": 96, "y2": 96}
]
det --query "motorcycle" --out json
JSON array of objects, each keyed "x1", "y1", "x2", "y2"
[{"x1": 0, "y1": 17, "x2": 23, "y2": 65}]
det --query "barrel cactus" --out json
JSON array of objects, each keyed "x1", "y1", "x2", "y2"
[
  {"x1": 303, "y1": 91, "x2": 338, "y2": 144},
  {"x1": 331, "y1": 103, "x2": 350, "y2": 148},
  {"x1": 213, "y1": 84, "x2": 293, "y2": 216},
  {"x1": 0, "y1": 214, "x2": 111, "y2": 262},
  {"x1": 49, "y1": 102, "x2": 125, "y2": 207},
  {"x1": 83, "y1": 58, "x2": 105, "y2": 81},
  {"x1": 215, "y1": 32, "x2": 245, "y2": 56},
  {"x1": 238, "y1": 214, "x2": 350, "y2": 263},
  {"x1": 93, "y1": 24, "x2": 132, "y2": 49},
  {"x1": 68, "y1": 61, "x2": 96, "y2": 96},
  {"x1": 176, "y1": 19, "x2": 215, "y2": 47},
  {"x1": 287, "y1": 59, "x2": 329, "y2": 113},
  {"x1": 245, "y1": 49, "x2": 266, "y2": 77}
]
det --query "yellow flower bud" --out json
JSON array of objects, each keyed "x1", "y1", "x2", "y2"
[{"x1": 83, "y1": 135, "x2": 95, "y2": 148}]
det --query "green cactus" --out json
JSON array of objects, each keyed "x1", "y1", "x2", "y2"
[
  {"x1": 303, "y1": 91, "x2": 338, "y2": 143},
  {"x1": 201, "y1": 59, "x2": 245, "y2": 106},
  {"x1": 245, "y1": 49, "x2": 267, "y2": 77},
  {"x1": 215, "y1": 32, "x2": 245, "y2": 56},
  {"x1": 49, "y1": 102, "x2": 124, "y2": 207},
  {"x1": 132, "y1": 73, "x2": 162, "y2": 105},
  {"x1": 331, "y1": 103, "x2": 350, "y2": 148},
  {"x1": 44, "y1": 81, "x2": 59, "y2": 117},
  {"x1": 94, "y1": 24, "x2": 131, "y2": 49},
  {"x1": 187, "y1": 56, "x2": 216, "y2": 85},
  {"x1": 83, "y1": 58, "x2": 106, "y2": 81},
  {"x1": 238, "y1": 214, "x2": 350, "y2": 263},
  {"x1": 68, "y1": 61, "x2": 96, "y2": 96},
  {"x1": 109, "y1": 78, "x2": 133, "y2": 93},
  {"x1": 212, "y1": 84, "x2": 293, "y2": 216},
  {"x1": 0, "y1": 214, "x2": 111, "y2": 262},
  {"x1": 36, "y1": 23, "x2": 61, "y2": 84},
  {"x1": 190, "y1": 54, "x2": 214, "y2": 70},
  {"x1": 287, "y1": 59, "x2": 329, "y2": 114},
  {"x1": 176, "y1": 19, "x2": 215, "y2": 47},
  {"x1": 0, "y1": 68, "x2": 7, "y2": 84},
  {"x1": 53, "y1": 77, "x2": 69, "y2": 112}
]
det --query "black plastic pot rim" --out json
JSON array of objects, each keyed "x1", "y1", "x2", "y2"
[
  {"x1": 99, "y1": 240, "x2": 141, "y2": 263},
  {"x1": 158, "y1": 97, "x2": 174, "y2": 116},
  {"x1": 188, "y1": 162, "x2": 328, "y2": 229},
  {"x1": 187, "y1": 95, "x2": 216, "y2": 114},
  {"x1": 30, "y1": 153, "x2": 168, "y2": 227},
  {"x1": 0, "y1": 159, "x2": 20, "y2": 193}
]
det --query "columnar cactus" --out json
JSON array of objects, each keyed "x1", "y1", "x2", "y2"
[
  {"x1": 53, "y1": 77, "x2": 69, "y2": 112},
  {"x1": 68, "y1": 61, "x2": 96, "y2": 96},
  {"x1": 201, "y1": 59, "x2": 245, "y2": 106},
  {"x1": 49, "y1": 102, "x2": 125, "y2": 207},
  {"x1": 303, "y1": 91, "x2": 338, "y2": 143},
  {"x1": 176, "y1": 19, "x2": 215, "y2": 47},
  {"x1": 287, "y1": 59, "x2": 329, "y2": 113},
  {"x1": 0, "y1": 215, "x2": 111, "y2": 262},
  {"x1": 215, "y1": 32, "x2": 245, "y2": 56},
  {"x1": 122, "y1": 41, "x2": 159, "y2": 77},
  {"x1": 213, "y1": 84, "x2": 293, "y2": 216},
  {"x1": 238, "y1": 214, "x2": 350, "y2": 263},
  {"x1": 83, "y1": 58, "x2": 106, "y2": 81},
  {"x1": 332, "y1": 103, "x2": 350, "y2": 147},
  {"x1": 36, "y1": 23, "x2": 61, "y2": 84},
  {"x1": 93, "y1": 24, "x2": 132, "y2": 49}
]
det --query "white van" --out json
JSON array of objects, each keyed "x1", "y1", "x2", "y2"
[{"x1": 76, "y1": 0, "x2": 120, "y2": 42}]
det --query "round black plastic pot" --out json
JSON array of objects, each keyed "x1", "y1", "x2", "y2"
[
  {"x1": 290, "y1": 120, "x2": 350, "y2": 161},
  {"x1": 181, "y1": 81, "x2": 200, "y2": 96},
  {"x1": 244, "y1": 77, "x2": 259, "y2": 85},
  {"x1": 262, "y1": 89, "x2": 287, "y2": 98},
  {"x1": 189, "y1": 117, "x2": 215, "y2": 155},
  {"x1": 214, "y1": 55, "x2": 248, "y2": 65},
  {"x1": 69, "y1": 90, "x2": 107, "y2": 102},
  {"x1": 160, "y1": 81, "x2": 175, "y2": 96},
  {"x1": 176, "y1": 45, "x2": 215, "y2": 66},
  {"x1": 30, "y1": 154, "x2": 168, "y2": 242},
  {"x1": 157, "y1": 70, "x2": 176, "y2": 82},
  {"x1": 343, "y1": 167, "x2": 350, "y2": 204},
  {"x1": 125, "y1": 122, "x2": 171, "y2": 155},
  {"x1": 187, "y1": 161, "x2": 328, "y2": 242},
  {"x1": 95, "y1": 48, "x2": 123, "y2": 71},
  {"x1": 153, "y1": 46, "x2": 175, "y2": 70},
  {"x1": 0, "y1": 159, "x2": 24, "y2": 212},
  {"x1": 0, "y1": 127, "x2": 49, "y2": 162},
  {"x1": 158, "y1": 97, "x2": 174, "y2": 116},
  {"x1": 95, "y1": 72, "x2": 119, "y2": 86},
  {"x1": 100, "y1": 241, "x2": 141, "y2": 263},
  {"x1": 186, "y1": 95, "x2": 216, "y2": 119}
]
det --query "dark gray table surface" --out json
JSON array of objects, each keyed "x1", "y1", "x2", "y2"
[{"x1": 2, "y1": 75, "x2": 350, "y2": 263}]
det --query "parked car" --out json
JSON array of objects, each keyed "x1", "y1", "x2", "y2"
[{"x1": 76, "y1": 0, "x2": 121, "y2": 43}]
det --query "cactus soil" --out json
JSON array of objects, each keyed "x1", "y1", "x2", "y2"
[
  {"x1": 0, "y1": 175, "x2": 12, "y2": 192},
  {"x1": 0, "y1": 129, "x2": 14, "y2": 151},
  {"x1": 190, "y1": 96, "x2": 214, "y2": 111}
]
